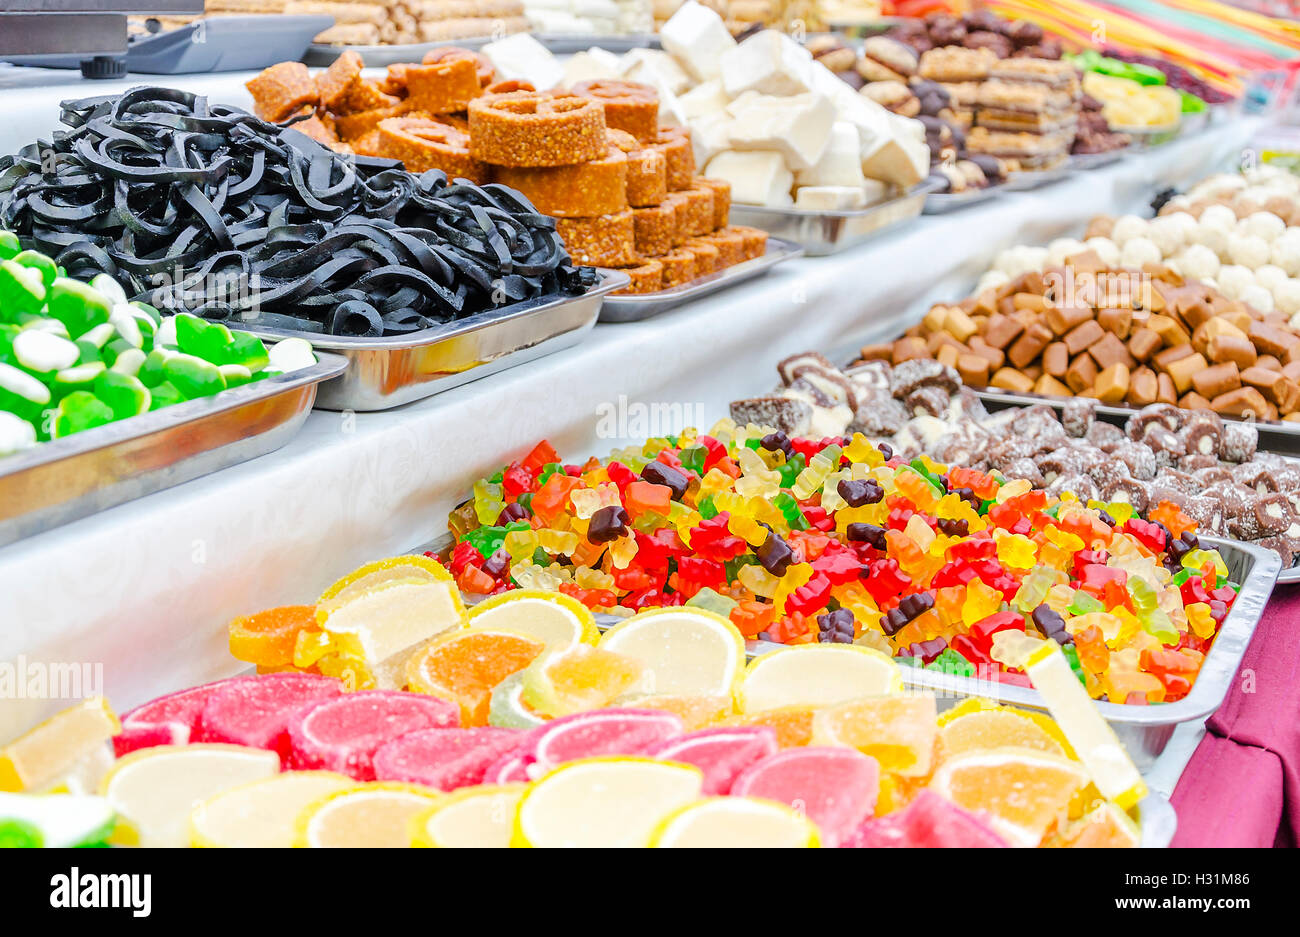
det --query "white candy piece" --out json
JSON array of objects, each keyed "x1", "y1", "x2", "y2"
[
  {"x1": 1216, "y1": 264, "x2": 1254, "y2": 300},
  {"x1": 1046, "y1": 238, "x2": 1087, "y2": 267},
  {"x1": 1179, "y1": 243, "x2": 1220, "y2": 281},
  {"x1": 677, "y1": 79, "x2": 729, "y2": 120},
  {"x1": 688, "y1": 113, "x2": 732, "y2": 167},
  {"x1": 1145, "y1": 216, "x2": 1185, "y2": 257},
  {"x1": 794, "y1": 121, "x2": 865, "y2": 188},
  {"x1": 1120, "y1": 236, "x2": 1161, "y2": 269},
  {"x1": 154, "y1": 316, "x2": 178, "y2": 349},
  {"x1": 703, "y1": 150, "x2": 793, "y2": 206},
  {"x1": 726, "y1": 92, "x2": 835, "y2": 171},
  {"x1": 620, "y1": 48, "x2": 691, "y2": 95},
  {"x1": 976, "y1": 270, "x2": 1010, "y2": 293},
  {"x1": 0, "y1": 361, "x2": 52, "y2": 405},
  {"x1": 1270, "y1": 235, "x2": 1300, "y2": 276},
  {"x1": 562, "y1": 48, "x2": 622, "y2": 86},
  {"x1": 659, "y1": 0, "x2": 736, "y2": 81},
  {"x1": 13, "y1": 330, "x2": 79, "y2": 373},
  {"x1": 480, "y1": 34, "x2": 563, "y2": 91},
  {"x1": 794, "y1": 185, "x2": 867, "y2": 210},
  {"x1": 89, "y1": 273, "x2": 126, "y2": 307},
  {"x1": 268, "y1": 338, "x2": 316, "y2": 374},
  {"x1": 721, "y1": 30, "x2": 816, "y2": 97},
  {"x1": 1198, "y1": 203, "x2": 1238, "y2": 232},
  {"x1": 1274, "y1": 278, "x2": 1300, "y2": 316},
  {"x1": 1193, "y1": 221, "x2": 1231, "y2": 261},
  {"x1": 0, "y1": 411, "x2": 36, "y2": 456},
  {"x1": 1254, "y1": 263, "x2": 1288, "y2": 293},
  {"x1": 1242, "y1": 210, "x2": 1286, "y2": 242},
  {"x1": 1227, "y1": 232, "x2": 1270, "y2": 269},
  {"x1": 1162, "y1": 211, "x2": 1199, "y2": 240},
  {"x1": 1085, "y1": 236, "x2": 1121, "y2": 268},
  {"x1": 1240, "y1": 283, "x2": 1275, "y2": 314},
  {"x1": 863, "y1": 111, "x2": 927, "y2": 188},
  {"x1": 1109, "y1": 214, "x2": 1148, "y2": 246}
]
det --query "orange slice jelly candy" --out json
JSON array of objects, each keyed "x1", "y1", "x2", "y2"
[
  {"x1": 229, "y1": 605, "x2": 318, "y2": 668},
  {"x1": 406, "y1": 630, "x2": 546, "y2": 726}
]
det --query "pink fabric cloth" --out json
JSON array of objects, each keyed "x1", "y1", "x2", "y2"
[{"x1": 1171, "y1": 588, "x2": 1300, "y2": 847}]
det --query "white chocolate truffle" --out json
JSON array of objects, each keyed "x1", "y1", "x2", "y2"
[
  {"x1": 1227, "y1": 232, "x2": 1270, "y2": 269},
  {"x1": 1046, "y1": 237, "x2": 1088, "y2": 267},
  {"x1": 1146, "y1": 216, "x2": 1185, "y2": 257},
  {"x1": 1255, "y1": 263, "x2": 1288, "y2": 293},
  {"x1": 1120, "y1": 236, "x2": 1161, "y2": 268},
  {"x1": 1085, "y1": 236, "x2": 1121, "y2": 267},
  {"x1": 1240, "y1": 283, "x2": 1275, "y2": 314},
  {"x1": 1270, "y1": 235, "x2": 1300, "y2": 276},
  {"x1": 976, "y1": 270, "x2": 1010, "y2": 294},
  {"x1": 1110, "y1": 214, "x2": 1148, "y2": 247},
  {"x1": 1242, "y1": 210, "x2": 1286, "y2": 242},
  {"x1": 1179, "y1": 244, "x2": 1220, "y2": 281},
  {"x1": 1199, "y1": 203, "x2": 1238, "y2": 232},
  {"x1": 1273, "y1": 278, "x2": 1300, "y2": 316},
  {"x1": 1217, "y1": 264, "x2": 1254, "y2": 299},
  {"x1": 1162, "y1": 211, "x2": 1199, "y2": 240}
]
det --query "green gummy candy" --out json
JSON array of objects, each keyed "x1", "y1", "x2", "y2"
[
  {"x1": 46, "y1": 277, "x2": 111, "y2": 339},
  {"x1": 218, "y1": 364, "x2": 253, "y2": 387},
  {"x1": 147, "y1": 381, "x2": 186, "y2": 411},
  {"x1": 93, "y1": 371, "x2": 150, "y2": 419},
  {"x1": 110, "y1": 348, "x2": 147, "y2": 377},
  {"x1": 697, "y1": 494, "x2": 718, "y2": 520},
  {"x1": 896, "y1": 655, "x2": 922, "y2": 668},
  {"x1": 0, "y1": 231, "x2": 19, "y2": 260},
  {"x1": 0, "y1": 361, "x2": 52, "y2": 406},
  {"x1": 1067, "y1": 591, "x2": 1104, "y2": 615},
  {"x1": 53, "y1": 361, "x2": 107, "y2": 397},
  {"x1": 163, "y1": 353, "x2": 226, "y2": 399},
  {"x1": 925, "y1": 648, "x2": 976, "y2": 678},
  {"x1": 223, "y1": 330, "x2": 270, "y2": 372},
  {"x1": 0, "y1": 260, "x2": 47, "y2": 318},
  {"x1": 0, "y1": 818, "x2": 43, "y2": 848},
  {"x1": 138, "y1": 349, "x2": 171, "y2": 388},
  {"x1": 685, "y1": 587, "x2": 738, "y2": 617},
  {"x1": 53, "y1": 391, "x2": 114, "y2": 438},
  {"x1": 14, "y1": 250, "x2": 59, "y2": 289},
  {"x1": 174, "y1": 313, "x2": 233, "y2": 361}
]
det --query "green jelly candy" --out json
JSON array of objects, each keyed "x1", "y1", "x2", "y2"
[
  {"x1": 0, "y1": 818, "x2": 43, "y2": 848},
  {"x1": 53, "y1": 391, "x2": 114, "y2": 438},
  {"x1": 724, "y1": 554, "x2": 757, "y2": 583},
  {"x1": 163, "y1": 353, "x2": 226, "y2": 399},
  {"x1": 0, "y1": 323, "x2": 18, "y2": 359},
  {"x1": 1140, "y1": 607, "x2": 1179, "y2": 645},
  {"x1": 678, "y1": 444, "x2": 706, "y2": 477},
  {"x1": 147, "y1": 381, "x2": 186, "y2": 411},
  {"x1": 538, "y1": 462, "x2": 565, "y2": 484},
  {"x1": 744, "y1": 437, "x2": 761, "y2": 450},
  {"x1": 776, "y1": 451, "x2": 805, "y2": 489},
  {"x1": 0, "y1": 231, "x2": 19, "y2": 260},
  {"x1": 15, "y1": 250, "x2": 59, "y2": 289},
  {"x1": 13, "y1": 329, "x2": 79, "y2": 374},
  {"x1": 530, "y1": 546, "x2": 550, "y2": 566},
  {"x1": 1067, "y1": 590, "x2": 1104, "y2": 616},
  {"x1": 1170, "y1": 568, "x2": 1192, "y2": 586},
  {"x1": 174, "y1": 312, "x2": 233, "y2": 361},
  {"x1": 89, "y1": 273, "x2": 126, "y2": 306},
  {"x1": 1061, "y1": 644, "x2": 1086, "y2": 685},
  {"x1": 773, "y1": 491, "x2": 808, "y2": 530},
  {"x1": 218, "y1": 364, "x2": 253, "y2": 387},
  {"x1": 93, "y1": 371, "x2": 150, "y2": 419},
  {"x1": 79, "y1": 322, "x2": 116, "y2": 350},
  {"x1": 697, "y1": 494, "x2": 718, "y2": 520},
  {"x1": 130, "y1": 300, "x2": 162, "y2": 327},
  {"x1": 53, "y1": 361, "x2": 107, "y2": 398},
  {"x1": 896, "y1": 655, "x2": 922, "y2": 668},
  {"x1": 46, "y1": 277, "x2": 111, "y2": 338},
  {"x1": 108, "y1": 305, "x2": 144, "y2": 349},
  {"x1": 1128, "y1": 577, "x2": 1158, "y2": 614},
  {"x1": 464, "y1": 520, "x2": 531, "y2": 558},
  {"x1": 0, "y1": 361, "x2": 53, "y2": 408},
  {"x1": 686, "y1": 587, "x2": 738, "y2": 617},
  {"x1": 925, "y1": 648, "x2": 975, "y2": 678},
  {"x1": 223, "y1": 330, "x2": 270, "y2": 372},
  {"x1": 0, "y1": 260, "x2": 47, "y2": 318},
  {"x1": 110, "y1": 348, "x2": 147, "y2": 377},
  {"x1": 138, "y1": 349, "x2": 171, "y2": 388}
]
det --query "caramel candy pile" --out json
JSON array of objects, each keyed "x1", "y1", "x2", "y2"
[{"x1": 863, "y1": 250, "x2": 1300, "y2": 424}]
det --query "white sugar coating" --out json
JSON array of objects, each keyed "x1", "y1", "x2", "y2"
[
  {"x1": 13, "y1": 329, "x2": 80, "y2": 372},
  {"x1": 1198, "y1": 203, "x2": 1238, "y2": 232},
  {"x1": 1242, "y1": 211, "x2": 1286, "y2": 242},
  {"x1": 1120, "y1": 236, "x2": 1161, "y2": 268},
  {"x1": 1178, "y1": 243, "x2": 1221, "y2": 280},
  {"x1": 1162, "y1": 211, "x2": 1199, "y2": 239},
  {"x1": 1110, "y1": 214, "x2": 1148, "y2": 246},
  {"x1": 1274, "y1": 278, "x2": 1300, "y2": 316},
  {"x1": 1085, "y1": 236, "x2": 1121, "y2": 267},
  {"x1": 1192, "y1": 222, "x2": 1231, "y2": 261},
  {"x1": 1216, "y1": 264, "x2": 1254, "y2": 299},
  {"x1": 1145, "y1": 216, "x2": 1185, "y2": 256},
  {"x1": 1270, "y1": 236, "x2": 1300, "y2": 275},
  {"x1": 0, "y1": 411, "x2": 36, "y2": 455},
  {"x1": 1254, "y1": 264, "x2": 1288, "y2": 292},
  {"x1": 976, "y1": 270, "x2": 1009, "y2": 293},
  {"x1": 1240, "y1": 283, "x2": 1275, "y2": 314},
  {"x1": 1046, "y1": 237, "x2": 1087, "y2": 267},
  {"x1": 1227, "y1": 232, "x2": 1270, "y2": 269}
]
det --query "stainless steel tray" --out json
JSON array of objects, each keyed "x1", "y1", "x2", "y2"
[
  {"x1": 1001, "y1": 162, "x2": 1074, "y2": 191},
  {"x1": 727, "y1": 181, "x2": 938, "y2": 256},
  {"x1": 534, "y1": 33, "x2": 661, "y2": 54},
  {"x1": 1114, "y1": 121, "x2": 1182, "y2": 148},
  {"x1": 303, "y1": 38, "x2": 488, "y2": 67},
  {"x1": 973, "y1": 385, "x2": 1300, "y2": 456},
  {"x1": 1277, "y1": 565, "x2": 1300, "y2": 584},
  {"x1": 923, "y1": 184, "x2": 1003, "y2": 214},
  {"x1": 0, "y1": 353, "x2": 348, "y2": 548},
  {"x1": 438, "y1": 534, "x2": 1277, "y2": 771},
  {"x1": 1069, "y1": 149, "x2": 1127, "y2": 171},
  {"x1": 598, "y1": 238, "x2": 803, "y2": 323},
  {"x1": 232, "y1": 272, "x2": 626, "y2": 412}
]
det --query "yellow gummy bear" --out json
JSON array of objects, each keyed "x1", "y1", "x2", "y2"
[
  {"x1": 994, "y1": 478, "x2": 1032, "y2": 503},
  {"x1": 772, "y1": 563, "x2": 814, "y2": 616},
  {"x1": 962, "y1": 579, "x2": 1003, "y2": 627}
]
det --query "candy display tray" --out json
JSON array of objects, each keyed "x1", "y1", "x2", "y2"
[
  {"x1": 0, "y1": 353, "x2": 348, "y2": 549},
  {"x1": 437, "y1": 534, "x2": 1277, "y2": 772},
  {"x1": 303, "y1": 38, "x2": 489, "y2": 68},
  {"x1": 1114, "y1": 121, "x2": 1182, "y2": 149},
  {"x1": 1000, "y1": 162, "x2": 1074, "y2": 191},
  {"x1": 923, "y1": 184, "x2": 1003, "y2": 214},
  {"x1": 533, "y1": 33, "x2": 661, "y2": 54},
  {"x1": 598, "y1": 238, "x2": 803, "y2": 322},
  {"x1": 728, "y1": 179, "x2": 939, "y2": 257},
  {"x1": 1069, "y1": 149, "x2": 1127, "y2": 171},
  {"x1": 233, "y1": 271, "x2": 627, "y2": 412},
  {"x1": 973, "y1": 386, "x2": 1300, "y2": 456}
]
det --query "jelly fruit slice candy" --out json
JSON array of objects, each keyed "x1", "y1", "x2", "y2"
[
  {"x1": 0, "y1": 697, "x2": 119, "y2": 793},
  {"x1": 841, "y1": 789, "x2": 1009, "y2": 848},
  {"x1": 99, "y1": 744, "x2": 280, "y2": 848},
  {"x1": 1051, "y1": 800, "x2": 1140, "y2": 848},
  {"x1": 646, "y1": 726, "x2": 778, "y2": 795},
  {"x1": 188, "y1": 771, "x2": 353, "y2": 848},
  {"x1": 527, "y1": 708, "x2": 683, "y2": 776},
  {"x1": 195, "y1": 672, "x2": 343, "y2": 761},
  {"x1": 410, "y1": 784, "x2": 526, "y2": 848},
  {"x1": 511, "y1": 757, "x2": 702, "y2": 848},
  {"x1": 228, "y1": 605, "x2": 318, "y2": 668},
  {"x1": 596, "y1": 607, "x2": 747, "y2": 697},
  {"x1": 286, "y1": 690, "x2": 459, "y2": 780},
  {"x1": 935, "y1": 698, "x2": 1070, "y2": 763},
  {"x1": 405, "y1": 630, "x2": 545, "y2": 727},
  {"x1": 729, "y1": 746, "x2": 880, "y2": 847},
  {"x1": 295, "y1": 783, "x2": 442, "y2": 848},
  {"x1": 609, "y1": 693, "x2": 734, "y2": 729},
  {"x1": 372, "y1": 727, "x2": 526, "y2": 791},
  {"x1": 519, "y1": 645, "x2": 650, "y2": 718},
  {"x1": 736, "y1": 645, "x2": 901, "y2": 714},
  {"x1": 649, "y1": 797, "x2": 820, "y2": 848},
  {"x1": 716, "y1": 705, "x2": 818, "y2": 748},
  {"x1": 810, "y1": 693, "x2": 938, "y2": 777},
  {"x1": 115, "y1": 678, "x2": 246, "y2": 757},
  {"x1": 467, "y1": 589, "x2": 600, "y2": 649}
]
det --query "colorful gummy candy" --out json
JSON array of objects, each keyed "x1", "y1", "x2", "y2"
[
  {"x1": 448, "y1": 428, "x2": 1240, "y2": 703},
  {"x1": 0, "y1": 234, "x2": 315, "y2": 456}
]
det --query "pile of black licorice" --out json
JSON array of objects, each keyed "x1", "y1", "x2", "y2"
[{"x1": 0, "y1": 87, "x2": 598, "y2": 337}]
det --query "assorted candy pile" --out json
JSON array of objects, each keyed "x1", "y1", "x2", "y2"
[
  {"x1": 0, "y1": 235, "x2": 315, "y2": 457},
  {"x1": 0, "y1": 567, "x2": 1147, "y2": 847},
  {"x1": 450, "y1": 428, "x2": 1239, "y2": 704}
]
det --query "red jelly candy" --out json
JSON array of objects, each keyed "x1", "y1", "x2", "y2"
[
  {"x1": 196, "y1": 672, "x2": 343, "y2": 761},
  {"x1": 286, "y1": 690, "x2": 460, "y2": 779}
]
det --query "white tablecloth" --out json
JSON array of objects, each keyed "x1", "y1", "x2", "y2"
[{"x1": 0, "y1": 64, "x2": 1261, "y2": 737}]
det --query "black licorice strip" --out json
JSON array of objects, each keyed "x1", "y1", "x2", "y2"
[{"x1": 0, "y1": 86, "x2": 597, "y2": 337}]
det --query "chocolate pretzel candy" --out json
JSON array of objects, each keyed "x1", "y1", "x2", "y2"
[
  {"x1": 727, "y1": 225, "x2": 768, "y2": 261},
  {"x1": 404, "y1": 57, "x2": 483, "y2": 114},
  {"x1": 246, "y1": 62, "x2": 318, "y2": 122},
  {"x1": 632, "y1": 202, "x2": 676, "y2": 256},
  {"x1": 571, "y1": 80, "x2": 660, "y2": 143},
  {"x1": 695, "y1": 178, "x2": 732, "y2": 229},
  {"x1": 680, "y1": 184, "x2": 716, "y2": 238},
  {"x1": 657, "y1": 249, "x2": 697, "y2": 288},
  {"x1": 1103, "y1": 477, "x2": 1149, "y2": 513},
  {"x1": 376, "y1": 117, "x2": 488, "y2": 182},
  {"x1": 1254, "y1": 492, "x2": 1295, "y2": 534},
  {"x1": 655, "y1": 127, "x2": 695, "y2": 191},
  {"x1": 555, "y1": 211, "x2": 636, "y2": 266},
  {"x1": 606, "y1": 130, "x2": 667, "y2": 208},
  {"x1": 492, "y1": 146, "x2": 628, "y2": 217},
  {"x1": 424, "y1": 46, "x2": 495, "y2": 87},
  {"x1": 468, "y1": 92, "x2": 607, "y2": 167},
  {"x1": 485, "y1": 80, "x2": 535, "y2": 95},
  {"x1": 613, "y1": 258, "x2": 664, "y2": 295},
  {"x1": 684, "y1": 238, "x2": 720, "y2": 275}
]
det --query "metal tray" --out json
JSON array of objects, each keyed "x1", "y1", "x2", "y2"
[
  {"x1": 972, "y1": 385, "x2": 1300, "y2": 456},
  {"x1": 1277, "y1": 564, "x2": 1300, "y2": 584},
  {"x1": 231, "y1": 273, "x2": 624, "y2": 412},
  {"x1": 598, "y1": 238, "x2": 803, "y2": 323},
  {"x1": 1000, "y1": 162, "x2": 1074, "y2": 191},
  {"x1": 1113, "y1": 121, "x2": 1182, "y2": 149},
  {"x1": 533, "y1": 33, "x2": 660, "y2": 54},
  {"x1": 728, "y1": 181, "x2": 938, "y2": 257},
  {"x1": 1069, "y1": 149, "x2": 1127, "y2": 171},
  {"x1": 0, "y1": 353, "x2": 348, "y2": 548},
  {"x1": 923, "y1": 184, "x2": 1003, "y2": 214},
  {"x1": 303, "y1": 37, "x2": 488, "y2": 67},
  {"x1": 1180, "y1": 111, "x2": 1211, "y2": 136}
]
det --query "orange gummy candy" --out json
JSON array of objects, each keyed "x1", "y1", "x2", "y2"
[{"x1": 228, "y1": 605, "x2": 318, "y2": 667}]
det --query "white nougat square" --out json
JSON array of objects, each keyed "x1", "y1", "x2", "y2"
[
  {"x1": 678, "y1": 79, "x2": 730, "y2": 120},
  {"x1": 481, "y1": 33, "x2": 563, "y2": 91},
  {"x1": 690, "y1": 113, "x2": 734, "y2": 166},
  {"x1": 704, "y1": 150, "x2": 794, "y2": 207},
  {"x1": 794, "y1": 121, "x2": 865, "y2": 188},
  {"x1": 725, "y1": 92, "x2": 836, "y2": 171},
  {"x1": 562, "y1": 48, "x2": 623, "y2": 86},
  {"x1": 794, "y1": 186, "x2": 869, "y2": 210},
  {"x1": 621, "y1": 48, "x2": 692, "y2": 95},
  {"x1": 659, "y1": 0, "x2": 737, "y2": 81},
  {"x1": 720, "y1": 29, "x2": 818, "y2": 98}
]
